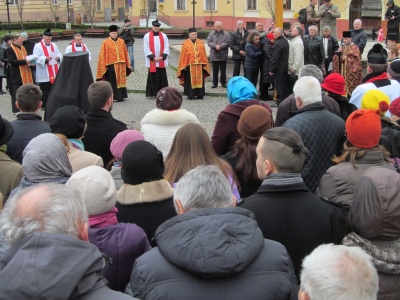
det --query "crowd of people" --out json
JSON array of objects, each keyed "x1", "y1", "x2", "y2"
[{"x1": 0, "y1": 13, "x2": 400, "y2": 299}]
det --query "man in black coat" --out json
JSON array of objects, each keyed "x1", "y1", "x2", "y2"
[
  {"x1": 269, "y1": 27, "x2": 289, "y2": 105},
  {"x1": 321, "y1": 25, "x2": 339, "y2": 75},
  {"x1": 240, "y1": 127, "x2": 346, "y2": 280},
  {"x1": 82, "y1": 81, "x2": 127, "y2": 166},
  {"x1": 385, "y1": 0, "x2": 400, "y2": 40},
  {"x1": 229, "y1": 20, "x2": 248, "y2": 77},
  {"x1": 303, "y1": 25, "x2": 324, "y2": 68}
]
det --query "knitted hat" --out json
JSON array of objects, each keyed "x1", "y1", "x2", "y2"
[
  {"x1": 346, "y1": 109, "x2": 381, "y2": 148},
  {"x1": 121, "y1": 140, "x2": 164, "y2": 185},
  {"x1": 110, "y1": 129, "x2": 144, "y2": 161},
  {"x1": 67, "y1": 166, "x2": 117, "y2": 216},
  {"x1": 367, "y1": 43, "x2": 388, "y2": 64},
  {"x1": 156, "y1": 87, "x2": 183, "y2": 111},
  {"x1": 387, "y1": 59, "x2": 400, "y2": 80},
  {"x1": 389, "y1": 97, "x2": 400, "y2": 117},
  {"x1": 267, "y1": 33, "x2": 274, "y2": 40},
  {"x1": 361, "y1": 89, "x2": 390, "y2": 116},
  {"x1": 0, "y1": 114, "x2": 14, "y2": 145},
  {"x1": 321, "y1": 73, "x2": 346, "y2": 95},
  {"x1": 109, "y1": 25, "x2": 118, "y2": 32},
  {"x1": 342, "y1": 31, "x2": 352, "y2": 38},
  {"x1": 237, "y1": 105, "x2": 272, "y2": 140},
  {"x1": 43, "y1": 28, "x2": 52, "y2": 36},
  {"x1": 227, "y1": 76, "x2": 258, "y2": 104},
  {"x1": 152, "y1": 19, "x2": 161, "y2": 27},
  {"x1": 50, "y1": 106, "x2": 85, "y2": 139}
]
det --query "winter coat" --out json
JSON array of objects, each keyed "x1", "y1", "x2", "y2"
[
  {"x1": 317, "y1": 151, "x2": 395, "y2": 211},
  {"x1": 240, "y1": 175, "x2": 346, "y2": 280},
  {"x1": 119, "y1": 28, "x2": 135, "y2": 46},
  {"x1": 244, "y1": 42, "x2": 263, "y2": 70},
  {"x1": 88, "y1": 223, "x2": 151, "y2": 292},
  {"x1": 380, "y1": 118, "x2": 400, "y2": 158},
  {"x1": 0, "y1": 232, "x2": 135, "y2": 299},
  {"x1": 351, "y1": 28, "x2": 368, "y2": 54},
  {"x1": 346, "y1": 166, "x2": 400, "y2": 299},
  {"x1": 211, "y1": 100, "x2": 273, "y2": 156},
  {"x1": 261, "y1": 38, "x2": 273, "y2": 83},
  {"x1": 0, "y1": 151, "x2": 23, "y2": 203},
  {"x1": 328, "y1": 94, "x2": 357, "y2": 121},
  {"x1": 303, "y1": 35, "x2": 324, "y2": 66},
  {"x1": 283, "y1": 103, "x2": 345, "y2": 193},
  {"x1": 130, "y1": 207, "x2": 299, "y2": 300},
  {"x1": 288, "y1": 35, "x2": 304, "y2": 75},
  {"x1": 6, "y1": 113, "x2": 51, "y2": 164},
  {"x1": 275, "y1": 93, "x2": 341, "y2": 127},
  {"x1": 229, "y1": 28, "x2": 249, "y2": 60},
  {"x1": 82, "y1": 108, "x2": 128, "y2": 167},
  {"x1": 316, "y1": 3, "x2": 341, "y2": 38},
  {"x1": 67, "y1": 141, "x2": 103, "y2": 173},
  {"x1": 385, "y1": 2, "x2": 400, "y2": 29},
  {"x1": 207, "y1": 30, "x2": 230, "y2": 61},
  {"x1": 140, "y1": 108, "x2": 200, "y2": 160},
  {"x1": 270, "y1": 35, "x2": 289, "y2": 73},
  {"x1": 116, "y1": 179, "x2": 176, "y2": 242}
]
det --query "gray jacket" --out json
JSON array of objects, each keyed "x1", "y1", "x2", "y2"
[
  {"x1": 131, "y1": 207, "x2": 298, "y2": 299},
  {"x1": 0, "y1": 232, "x2": 135, "y2": 299},
  {"x1": 207, "y1": 30, "x2": 230, "y2": 61}
]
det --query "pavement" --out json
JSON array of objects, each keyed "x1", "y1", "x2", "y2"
[{"x1": 0, "y1": 37, "x2": 382, "y2": 136}]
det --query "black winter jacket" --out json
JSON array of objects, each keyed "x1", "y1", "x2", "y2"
[
  {"x1": 380, "y1": 118, "x2": 400, "y2": 158},
  {"x1": 131, "y1": 207, "x2": 298, "y2": 300},
  {"x1": 6, "y1": 45, "x2": 29, "y2": 84},
  {"x1": 229, "y1": 28, "x2": 249, "y2": 60},
  {"x1": 385, "y1": 2, "x2": 400, "y2": 29},
  {"x1": 270, "y1": 35, "x2": 289, "y2": 73},
  {"x1": 351, "y1": 28, "x2": 368, "y2": 54},
  {"x1": 261, "y1": 38, "x2": 273, "y2": 83},
  {"x1": 283, "y1": 103, "x2": 345, "y2": 192},
  {"x1": 303, "y1": 35, "x2": 324, "y2": 66},
  {"x1": 322, "y1": 35, "x2": 339, "y2": 60},
  {"x1": 244, "y1": 42, "x2": 263, "y2": 70}
]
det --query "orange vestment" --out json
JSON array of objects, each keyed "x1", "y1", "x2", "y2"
[
  {"x1": 10, "y1": 44, "x2": 33, "y2": 84},
  {"x1": 96, "y1": 37, "x2": 131, "y2": 88},
  {"x1": 177, "y1": 39, "x2": 210, "y2": 88}
]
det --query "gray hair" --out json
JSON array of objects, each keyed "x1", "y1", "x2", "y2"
[
  {"x1": 300, "y1": 244, "x2": 379, "y2": 300},
  {"x1": 294, "y1": 76, "x2": 322, "y2": 106},
  {"x1": 308, "y1": 25, "x2": 318, "y2": 31},
  {"x1": 368, "y1": 63, "x2": 388, "y2": 73},
  {"x1": 215, "y1": 21, "x2": 222, "y2": 26},
  {"x1": 0, "y1": 184, "x2": 88, "y2": 244},
  {"x1": 237, "y1": 20, "x2": 243, "y2": 25},
  {"x1": 299, "y1": 64, "x2": 324, "y2": 83},
  {"x1": 174, "y1": 165, "x2": 233, "y2": 213},
  {"x1": 322, "y1": 25, "x2": 331, "y2": 31}
]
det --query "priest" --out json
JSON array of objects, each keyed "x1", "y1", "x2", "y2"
[
  {"x1": 65, "y1": 33, "x2": 92, "y2": 61},
  {"x1": 96, "y1": 25, "x2": 131, "y2": 102},
  {"x1": 143, "y1": 19, "x2": 170, "y2": 98},
  {"x1": 177, "y1": 27, "x2": 211, "y2": 99}
]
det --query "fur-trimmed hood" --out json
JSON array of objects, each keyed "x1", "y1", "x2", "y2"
[
  {"x1": 141, "y1": 108, "x2": 199, "y2": 126},
  {"x1": 117, "y1": 179, "x2": 174, "y2": 204}
]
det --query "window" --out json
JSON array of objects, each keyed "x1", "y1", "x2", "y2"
[
  {"x1": 283, "y1": 0, "x2": 291, "y2": 9},
  {"x1": 246, "y1": 22, "x2": 255, "y2": 30},
  {"x1": 111, "y1": 0, "x2": 115, "y2": 10},
  {"x1": 10, "y1": 0, "x2": 18, "y2": 5},
  {"x1": 205, "y1": 0, "x2": 215, "y2": 10},
  {"x1": 247, "y1": 0, "x2": 256, "y2": 10},
  {"x1": 52, "y1": 0, "x2": 58, "y2": 5},
  {"x1": 176, "y1": 0, "x2": 186, "y2": 10},
  {"x1": 68, "y1": 0, "x2": 73, "y2": 4},
  {"x1": 206, "y1": 21, "x2": 214, "y2": 27},
  {"x1": 96, "y1": 0, "x2": 101, "y2": 11}
]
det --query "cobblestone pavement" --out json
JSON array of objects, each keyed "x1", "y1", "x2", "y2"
[{"x1": 0, "y1": 37, "x2": 277, "y2": 136}]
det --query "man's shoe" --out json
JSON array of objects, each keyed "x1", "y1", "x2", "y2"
[
  {"x1": 221, "y1": 84, "x2": 227, "y2": 88},
  {"x1": 211, "y1": 85, "x2": 217, "y2": 88}
]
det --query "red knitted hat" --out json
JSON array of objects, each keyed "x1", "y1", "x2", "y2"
[
  {"x1": 389, "y1": 97, "x2": 400, "y2": 118},
  {"x1": 346, "y1": 109, "x2": 381, "y2": 148},
  {"x1": 321, "y1": 73, "x2": 346, "y2": 95},
  {"x1": 267, "y1": 33, "x2": 274, "y2": 40}
]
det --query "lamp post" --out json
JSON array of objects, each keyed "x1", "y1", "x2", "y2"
[
  {"x1": 5, "y1": 0, "x2": 11, "y2": 33},
  {"x1": 67, "y1": 0, "x2": 70, "y2": 23},
  {"x1": 191, "y1": 0, "x2": 196, "y2": 28}
]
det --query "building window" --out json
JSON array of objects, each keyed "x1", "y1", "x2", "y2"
[
  {"x1": 247, "y1": 0, "x2": 256, "y2": 10},
  {"x1": 206, "y1": 20, "x2": 214, "y2": 27},
  {"x1": 52, "y1": 0, "x2": 58, "y2": 5},
  {"x1": 246, "y1": 22, "x2": 255, "y2": 30},
  {"x1": 205, "y1": 0, "x2": 215, "y2": 10},
  {"x1": 111, "y1": 0, "x2": 115, "y2": 10},
  {"x1": 96, "y1": 0, "x2": 101, "y2": 11},
  {"x1": 177, "y1": 0, "x2": 186, "y2": 10},
  {"x1": 10, "y1": 0, "x2": 18, "y2": 5},
  {"x1": 283, "y1": 0, "x2": 291, "y2": 9},
  {"x1": 68, "y1": 0, "x2": 73, "y2": 4}
]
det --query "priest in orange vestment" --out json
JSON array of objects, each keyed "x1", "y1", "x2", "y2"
[
  {"x1": 177, "y1": 28, "x2": 211, "y2": 99},
  {"x1": 96, "y1": 25, "x2": 131, "y2": 102}
]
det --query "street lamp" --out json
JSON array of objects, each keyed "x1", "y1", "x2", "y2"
[
  {"x1": 191, "y1": 0, "x2": 196, "y2": 28},
  {"x1": 5, "y1": 0, "x2": 11, "y2": 33}
]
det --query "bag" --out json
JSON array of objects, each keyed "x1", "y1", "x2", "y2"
[
  {"x1": 388, "y1": 125, "x2": 400, "y2": 173},
  {"x1": 298, "y1": 8, "x2": 308, "y2": 24}
]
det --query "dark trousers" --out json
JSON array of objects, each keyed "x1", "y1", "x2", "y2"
[
  {"x1": 273, "y1": 72, "x2": 289, "y2": 104},
  {"x1": 39, "y1": 81, "x2": 52, "y2": 109},
  {"x1": 11, "y1": 83, "x2": 21, "y2": 113},
  {"x1": 244, "y1": 68, "x2": 259, "y2": 88},
  {"x1": 212, "y1": 61, "x2": 227, "y2": 86},
  {"x1": 233, "y1": 59, "x2": 245, "y2": 77}
]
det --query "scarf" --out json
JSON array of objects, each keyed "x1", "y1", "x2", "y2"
[
  {"x1": 89, "y1": 207, "x2": 118, "y2": 228},
  {"x1": 261, "y1": 173, "x2": 303, "y2": 186},
  {"x1": 40, "y1": 40, "x2": 59, "y2": 84},
  {"x1": 68, "y1": 139, "x2": 85, "y2": 151},
  {"x1": 365, "y1": 72, "x2": 388, "y2": 84},
  {"x1": 342, "y1": 232, "x2": 400, "y2": 275},
  {"x1": 71, "y1": 41, "x2": 87, "y2": 52},
  {"x1": 149, "y1": 31, "x2": 165, "y2": 72},
  {"x1": 10, "y1": 44, "x2": 33, "y2": 84}
]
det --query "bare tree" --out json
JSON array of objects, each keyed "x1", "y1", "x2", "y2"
[
  {"x1": 141, "y1": 0, "x2": 151, "y2": 28},
  {"x1": 16, "y1": 0, "x2": 25, "y2": 30},
  {"x1": 262, "y1": 0, "x2": 276, "y2": 21},
  {"x1": 49, "y1": 0, "x2": 59, "y2": 29},
  {"x1": 82, "y1": 0, "x2": 97, "y2": 28}
]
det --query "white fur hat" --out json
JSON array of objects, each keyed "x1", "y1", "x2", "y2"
[{"x1": 67, "y1": 166, "x2": 117, "y2": 216}]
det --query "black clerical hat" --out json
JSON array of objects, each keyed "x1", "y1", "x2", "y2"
[
  {"x1": 342, "y1": 31, "x2": 352, "y2": 38},
  {"x1": 189, "y1": 27, "x2": 197, "y2": 33},
  {"x1": 109, "y1": 25, "x2": 118, "y2": 32},
  {"x1": 368, "y1": 43, "x2": 388, "y2": 64},
  {"x1": 43, "y1": 28, "x2": 52, "y2": 36},
  {"x1": 152, "y1": 19, "x2": 161, "y2": 27}
]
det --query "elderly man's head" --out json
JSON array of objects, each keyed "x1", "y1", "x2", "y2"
[
  {"x1": 308, "y1": 25, "x2": 317, "y2": 37},
  {"x1": 173, "y1": 165, "x2": 235, "y2": 214},
  {"x1": 299, "y1": 244, "x2": 379, "y2": 300},
  {"x1": 294, "y1": 76, "x2": 322, "y2": 108},
  {"x1": 353, "y1": 19, "x2": 362, "y2": 30},
  {"x1": 299, "y1": 64, "x2": 324, "y2": 83},
  {"x1": 0, "y1": 184, "x2": 89, "y2": 244}
]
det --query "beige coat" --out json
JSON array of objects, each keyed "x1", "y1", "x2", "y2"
[
  {"x1": 316, "y1": 3, "x2": 341, "y2": 38},
  {"x1": 67, "y1": 142, "x2": 103, "y2": 174}
]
